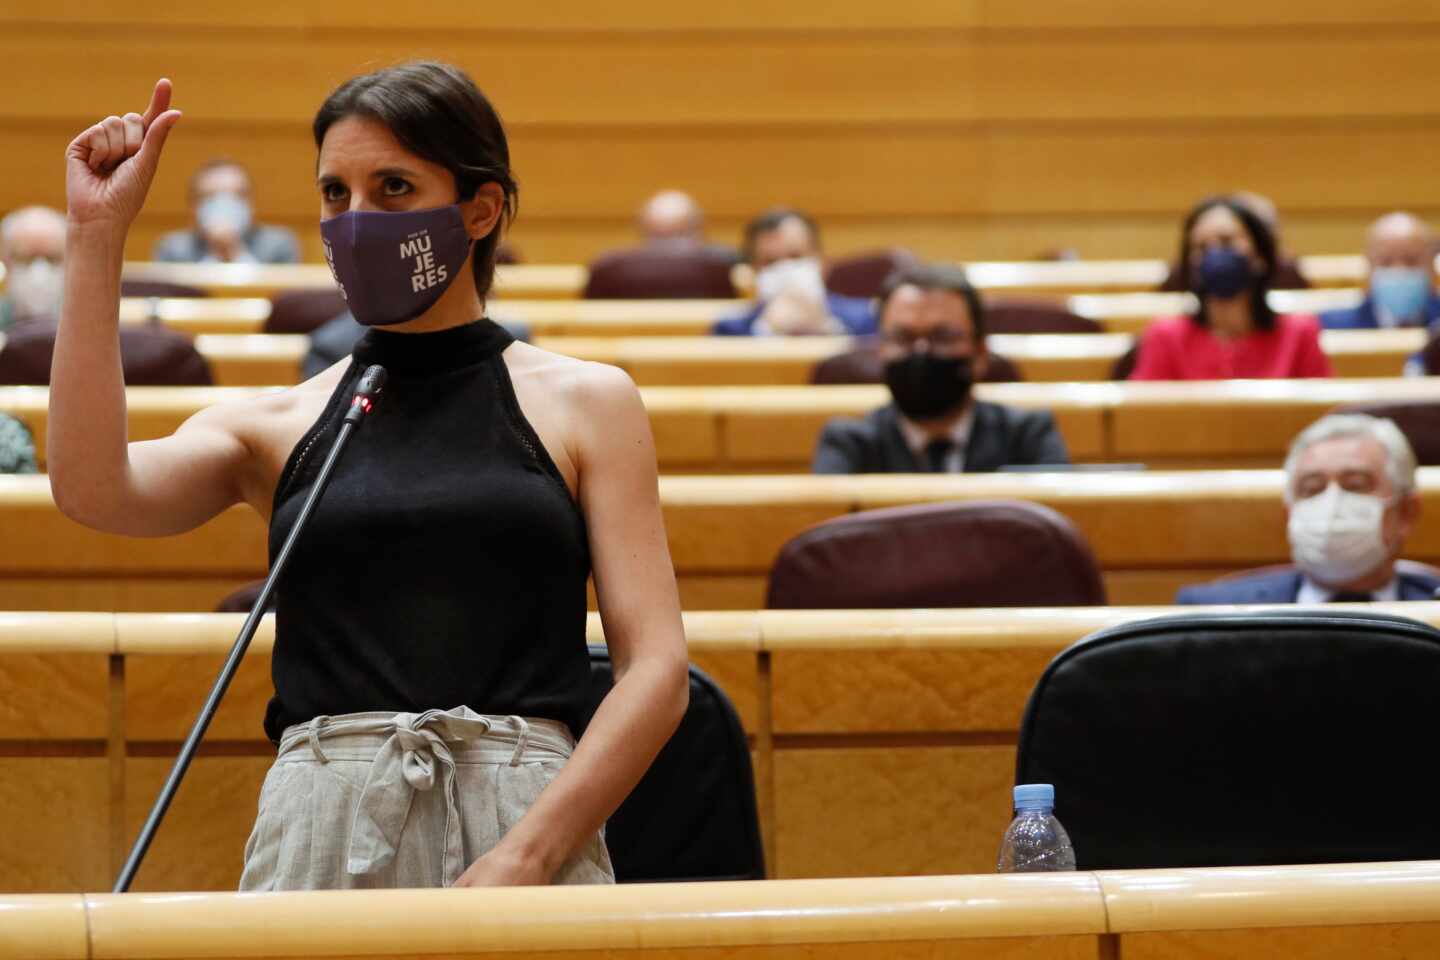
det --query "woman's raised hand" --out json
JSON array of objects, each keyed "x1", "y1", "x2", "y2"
[{"x1": 65, "y1": 79, "x2": 182, "y2": 232}]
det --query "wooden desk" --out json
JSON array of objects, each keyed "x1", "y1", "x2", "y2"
[
  {"x1": 5, "y1": 379, "x2": 1440, "y2": 477},
  {"x1": 4, "y1": 469, "x2": 1440, "y2": 611},
  {"x1": 1069, "y1": 288, "x2": 1368, "y2": 335},
  {"x1": 6, "y1": 603, "x2": 1440, "y2": 954}
]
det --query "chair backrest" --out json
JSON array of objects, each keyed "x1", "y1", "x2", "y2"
[
  {"x1": 1337, "y1": 401, "x2": 1440, "y2": 466},
  {"x1": 766, "y1": 500, "x2": 1106, "y2": 609},
  {"x1": 265, "y1": 289, "x2": 348, "y2": 334},
  {"x1": 583, "y1": 246, "x2": 737, "y2": 299},
  {"x1": 1111, "y1": 342, "x2": 1140, "y2": 380},
  {"x1": 808, "y1": 343, "x2": 1022, "y2": 384},
  {"x1": 580, "y1": 647, "x2": 764, "y2": 882},
  {"x1": 1015, "y1": 609, "x2": 1440, "y2": 869},
  {"x1": 0, "y1": 321, "x2": 212, "y2": 386},
  {"x1": 823, "y1": 248, "x2": 920, "y2": 299},
  {"x1": 986, "y1": 300, "x2": 1101, "y2": 335},
  {"x1": 120, "y1": 279, "x2": 208, "y2": 299}
]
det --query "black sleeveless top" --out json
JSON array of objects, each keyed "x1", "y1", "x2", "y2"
[{"x1": 263, "y1": 319, "x2": 592, "y2": 743}]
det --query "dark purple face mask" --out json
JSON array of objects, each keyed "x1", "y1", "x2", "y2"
[{"x1": 320, "y1": 205, "x2": 472, "y2": 327}]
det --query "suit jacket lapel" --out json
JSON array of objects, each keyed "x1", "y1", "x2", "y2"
[
  {"x1": 877, "y1": 406, "x2": 923, "y2": 472},
  {"x1": 962, "y1": 402, "x2": 998, "y2": 472}
]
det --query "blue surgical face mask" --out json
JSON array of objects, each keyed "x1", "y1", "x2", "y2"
[
  {"x1": 196, "y1": 192, "x2": 253, "y2": 236},
  {"x1": 1196, "y1": 247, "x2": 1255, "y2": 300},
  {"x1": 1370, "y1": 267, "x2": 1432, "y2": 322}
]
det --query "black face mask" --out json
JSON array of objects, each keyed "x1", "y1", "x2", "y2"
[{"x1": 883, "y1": 353, "x2": 974, "y2": 420}]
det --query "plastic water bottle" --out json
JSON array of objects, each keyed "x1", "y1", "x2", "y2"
[{"x1": 996, "y1": 783, "x2": 1077, "y2": 872}]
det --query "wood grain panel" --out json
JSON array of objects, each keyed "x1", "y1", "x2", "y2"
[
  {"x1": 0, "y1": 655, "x2": 109, "y2": 740},
  {"x1": 773, "y1": 746, "x2": 1015, "y2": 878},
  {"x1": 125, "y1": 650, "x2": 274, "y2": 742},
  {"x1": 84, "y1": 946, "x2": 1099, "y2": 960},
  {"x1": 0, "y1": 578, "x2": 259, "y2": 613},
  {"x1": 771, "y1": 648, "x2": 1055, "y2": 735},
  {"x1": 1122, "y1": 925, "x2": 1440, "y2": 960},
  {"x1": 0, "y1": 758, "x2": 110, "y2": 893},
  {"x1": 124, "y1": 755, "x2": 272, "y2": 892}
]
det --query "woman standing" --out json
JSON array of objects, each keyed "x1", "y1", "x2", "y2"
[
  {"x1": 1129, "y1": 195, "x2": 1332, "y2": 380},
  {"x1": 50, "y1": 62, "x2": 689, "y2": 889}
]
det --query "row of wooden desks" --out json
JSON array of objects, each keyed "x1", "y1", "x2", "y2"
[
  {"x1": 4, "y1": 603, "x2": 1440, "y2": 947},
  {"x1": 3, "y1": 379, "x2": 1435, "y2": 476},
  {"x1": 116, "y1": 288, "x2": 1366, "y2": 337},
  {"x1": 2, "y1": 469, "x2": 1440, "y2": 611},
  {"x1": 5, "y1": 862, "x2": 1440, "y2": 959},
  {"x1": 111, "y1": 255, "x2": 1393, "y2": 300},
  {"x1": 190, "y1": 326, "x2": 1424, "y2": 388}
]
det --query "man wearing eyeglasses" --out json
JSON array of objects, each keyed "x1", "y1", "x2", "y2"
[{"x1": 812, "y1": 263, "x2": 1068, "y2": 474}]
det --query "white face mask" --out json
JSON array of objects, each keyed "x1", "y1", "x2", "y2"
[
  {"x1": 6, "y1": 257, "x2": 64, "y2": 321},
  {"x1": 754, "y1": 256, "x2": 825, "y2": 305},
  {"x1": 1287, "y1": 483, "x2": 1393, "y2": 587},
  {"x1": 197, "y1": 192, "x2": 253, "y2": 236}
]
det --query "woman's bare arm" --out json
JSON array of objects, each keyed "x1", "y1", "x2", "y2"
[
  {"x1": 48, "y1": 79, "x2": 252, "y2": 536},
  {"x1": 454, "y1": 363, "x2": 689, "y2": 886}
]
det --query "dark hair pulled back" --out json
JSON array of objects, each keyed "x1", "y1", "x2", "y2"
[
  {"x1": 313, "y1": 61, "x2": 519, "y2": 300},
  {"x1": 1177, "y1": 194, "x2": 1278, "y2": 331}
]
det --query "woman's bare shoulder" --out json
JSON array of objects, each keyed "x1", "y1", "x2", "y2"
[{"x1": 504, "y1": 341, "x2": 639, "y2": 404}]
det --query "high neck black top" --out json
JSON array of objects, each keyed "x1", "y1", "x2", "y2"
[{"x1": 263, "y1": 319, "x2": 592, "y2": 743}]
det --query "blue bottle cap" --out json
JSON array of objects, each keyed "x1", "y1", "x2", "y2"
[{"x1": 1013, "y1": 783, "x2": 1055, "y2": 810}]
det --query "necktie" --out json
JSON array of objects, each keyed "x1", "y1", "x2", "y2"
[
  {"x1": 1330, "y1": 591, "x2": 1373, "y2": 603},
  {"x1": 924, "y1": 438, "x2": 954, "y2": 473}
]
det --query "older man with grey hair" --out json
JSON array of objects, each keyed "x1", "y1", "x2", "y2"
[
  {"x1": 1, "y1": 205, "x2": 67, "y2": 330},
  {"x1": 1178, "y1": 413, "x2": 1434, "y2": 604}
]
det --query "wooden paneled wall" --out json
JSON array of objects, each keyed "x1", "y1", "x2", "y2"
[{"x1": 3, "y1": 3, "x2": 1440, "y2": 263}]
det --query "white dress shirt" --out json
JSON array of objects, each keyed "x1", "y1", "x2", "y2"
[{"x1": 1296, "y1": 575, "x2": 1400, "y2": 604}]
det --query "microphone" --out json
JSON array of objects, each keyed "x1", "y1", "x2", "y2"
[{"x1": 115, "y1": 365, "x2": 389, "y2": 892}]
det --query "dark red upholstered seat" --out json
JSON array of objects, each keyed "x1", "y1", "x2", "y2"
[
  {"x1": 766, "y1": 499, "x2": 1106, "y2": 609},
  {"x1": 0, "y1": 320, "x2": 212, "y2": 386},
  {"x1": 986, "y1": 300, "x2": 1101, "y2": 335},
  {"x1": 823, "y1": 248, "x2": 920, "y2": 299},
  {"x1": 809, "y1": 342, "x2": 1022, "y2": 385},
  {"x1": 265, "y1": 288, "x2": 348, "y2": 334},
  {"x1": 583, "y1": 245, "x2": 737, "y2": 299},
  {"x1": 1336, "y1": 401, "x2": 1440, "y2": 466}
]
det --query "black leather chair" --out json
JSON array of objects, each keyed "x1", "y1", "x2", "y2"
[
  {"x1": 1016, "y1": 609, "x2": 1440, "y2": 869},
  {"x1": 823, "y1": 248, "x2": 920, "y2": 299},
  {"x1": 0, "y1": 320, "x2": 213, "y2": 386},
  {"x1": 986, "y1": 300, "x2": 1101, "y2": 335},
  {"x1": 580, "y1": 646, "x2": 764, "y2": 882},
  {"x1": 767, "y1": 500, "x2": 1105, "y2": 609},
  {"x1": 265, "y1": 289, "x2": 348, "y2": 334}
]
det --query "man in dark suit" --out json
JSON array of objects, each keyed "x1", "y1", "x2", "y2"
[
  {"x1": 812, "y1": 263, "x2": 1068, "y2": 474},
  {"x1": 1320, "y1": 212, "x2": 1440, "y2": 331},
  {"x1": 1179, "y1": 413, "x2": 1436, "y2": 604}
]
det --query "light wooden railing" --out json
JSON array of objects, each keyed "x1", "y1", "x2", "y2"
[{"x1": 4, "y1": 861, "x2": 1440, "y2": 960}]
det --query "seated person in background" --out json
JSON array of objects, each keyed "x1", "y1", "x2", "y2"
[
  {"x1": 1130, "y1": 195, "x2": 1332, "y2": 380},
  {"x1": 1178, "y1": 413, "x2": 1434, "y2": 604},
  {"x1": 713, "y1": 208, "x2": 876, "y2": 337},
  {"x1": 0, "y1": 206, "x2": 67, "y2": 330},
  {"x1": 812, "y1": 263, "x2": 1068, "y2": 474},
  {"x1": 0, "y1": 412, "x2": 37, "y2": 474},
  {"x1": 152, "y1": 159, "x2": 300, "y2": 264},
  {"x1": 636, "y1": 189, "x2": 735, "y2": 259},
  {"x1": 1321, "y1": 212, "x2": 1439, "y2": 330},
  {"x1": 1160, "y1": 191, "x2": 1308, "y2": 290}
]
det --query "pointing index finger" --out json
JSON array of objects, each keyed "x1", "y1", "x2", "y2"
[{"x1": 141, "y1": 78, "x2": 173, "y2": 127}]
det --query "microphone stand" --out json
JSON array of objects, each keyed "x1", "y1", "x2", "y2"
[{"x1": 114, "y1": 365, "x2": 388, "y2": 893}]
